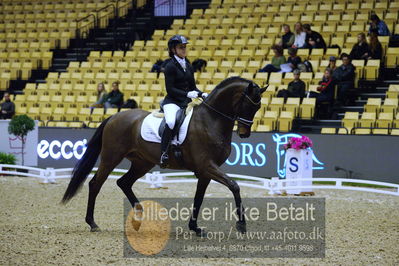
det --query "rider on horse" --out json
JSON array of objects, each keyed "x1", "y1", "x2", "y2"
[{"x1": 160, "y1": 35, "x2": 208, "y2": 168}]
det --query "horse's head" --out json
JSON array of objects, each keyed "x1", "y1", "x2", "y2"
[
  {"x1": 235, "y1": 82, "x2": 268, "y2": 138},
  {"x1": 203, "y1": 77, "x2": 267, "y2": 138}
]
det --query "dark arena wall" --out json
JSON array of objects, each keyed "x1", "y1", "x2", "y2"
[{"x1": 38, "y1": 128, "x2": 399, "y2": 184}]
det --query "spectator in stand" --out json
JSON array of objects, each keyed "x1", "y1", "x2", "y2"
[
  {"x1": 104, "y1": 81, "x2": 124, "y2": 109},
  {"x1": 309, "y1": 68, "x2": 336, "y2": 105},
  {"x1": 350, "y1": 33, "x2": 369, "y2": 60},
  {"x1": 328, "y1": 56, "x2": 337, "y2": 72},
  {"x1": 285, "y1": 47, "x2": 302, "y2": 72},
  {"x1": 303, "y1": 24, "x2": 326, "y2": 49},
  {"x1": 279, "y1": 24, "x2": 295, "y2": 49},
  {"x1": 259, "y1": 45, "x2": 286, "y2": 73},
  {"x1": 277, "y1": 69, "x2": 306, "y2": 101},
  {"x1": 292, "y1": 22, "x2": 306, "y2": 49},
  {"x1": 369, "y1": 14, "x2": 390, "y2": 36},
  {"x1": 93, "y1": 83, "x2": 107, "y2": 106},
  {"x1": 0, "y1": 92, "x2": 15, "y2": 119},
  {"x1": 333, "y1": 53, "x2": 356, "y2": 105},
  {"x1": 90, "y1": 82, "x2": 108, "y2": 113},
  {"x1": 367, "y1": 32, "x2": 383, "y2": 60}
]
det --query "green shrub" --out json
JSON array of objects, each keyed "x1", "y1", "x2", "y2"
[
  {"x1": 0, "y1": 152, "x2": 17, "y2": 165},
  {"x1": 8, "y1": 115, "x2": 35, "y2": 166}
]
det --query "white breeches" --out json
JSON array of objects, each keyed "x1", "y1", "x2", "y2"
[{"x1": 163, "y1": 103, "x2": 180, "y2": 129}]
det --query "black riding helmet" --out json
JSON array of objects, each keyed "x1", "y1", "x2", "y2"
[{"x1": 168, "y1": 35, "x2": 188, "y2": 57}]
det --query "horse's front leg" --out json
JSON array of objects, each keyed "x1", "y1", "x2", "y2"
[
  {"x1": 188, "y1": 174, "x2": 210, "y2": 236},
  {"x1": 199, "y1": 164, "x2": 246, "y2": 234}
]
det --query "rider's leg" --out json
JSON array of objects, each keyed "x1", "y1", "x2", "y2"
[{"x1": 160, "y1": 103, "x2": 180, "y2": 168}]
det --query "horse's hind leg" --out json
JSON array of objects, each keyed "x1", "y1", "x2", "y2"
[
  {"x1": 117, "y1": 159, "x2": 154, "y2": 207},
  {"x1": 117, "y1": 159, "x2": 154, "y2": 231},
  {"x1": 85, "y1": 160, "x2": 120, "y2": 232}
]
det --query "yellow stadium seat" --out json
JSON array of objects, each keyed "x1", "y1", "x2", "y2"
[
  {"x1": 321, "y1": 128, "x2": 336, "y2": 134},
  {"x1": 91, "y1": 108, "x2": 104, "y2": 122},
  {"x1": 50, "y1": 95, "x2": 63, "y2": 105},
  {"x1": 77, "y1": 108, "x2": 91, "y2": 122},
  {"x1": 309, "y1": 49, "x2": 324, "y2": 61},
  {"x1": 380, "y1": 98, "x2": 398, "y2": 115},
  {"x1": 282, "y1": 72, "x2": 294, "y2": 85},
  {"x1": 267, "y1": 97, "x2": 284, "y2": 114},
  {"x1": 55, "y1": 122, "x2": 69, "y2": 128},
  {"x1": 341, "y1": 112, "x2": 359, "y2": 132},
  {"x1": 386, "y1": 48, "x2": 399, "y2": 67},
  {"x1": 359, "y1": 112, "x2": 376, "y2": 128},
  {"x1": 39, "y1": 107, "x2": 53, "y2": 121},
  {"x1": 355, "y1": 128, "x2": 371, "y2": 135},
  {"x1": 262, "y1": 111, "x2": 278, "y2": 131},
  {"x1": 364, "y1": 98, "x2": 382, "y2": 114},
  {"x1": 69, "y1": 122, "x2": 83, "y2": 128},
  {"x1": 372, "y1": 128, "x2": 389, "y2": 135},
  {"x1": 300, "y1": 98, "x2": 316, "y2": 119},
  {"x1": 324, "y1": 48, "x2": 339, "y2": 59},
  {"x1": 52, "y1": 107, "x2": 65, "y2": 121},
  {"x1": 213, "y1": 72, "x2": 227, "y2": 84},
  {"x1": 65, "y1": 108, "x2": 78, "y2": 121},
  {"x1": 27, "y1": 107, "x2": 40, "y2": 120},
  {"x1": 256, "y1": 124, "x2": 271, "y2": 132},
  {"x1": 284, "y1": 98, "x2": 301, "y2": 116},
  {"x1": 278, "y1": 111, "x2": 294, "y2": 132},
  {"x1": 364, "y1": 60, "x2": 380, "y2": 80},
  {"x1": 386, "y1": 84, "x2": 399, "y2": 98},
  {"x1": 104, "y1": 108, "x2": 118, "y2": 118},
  {"x1": 0, "y1": 72, "x2": 11, "y2": 90},
  {"x1": 268, "y1": 73, "x2": 282, "y2": 86},
  {"x1": 247, "y1": 61, "x2": 262, "y2": 72},
  {"x1": 376, "y1": 113, "x2": 393, "y2": 129}
]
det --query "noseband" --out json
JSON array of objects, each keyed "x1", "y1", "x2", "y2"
[{"x1": 201, "y1": 83, "x2": 261, "y2": 127}]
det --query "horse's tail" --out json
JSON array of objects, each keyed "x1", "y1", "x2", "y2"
[{"x1": 61, "y1": 117, "x2": 111, "y2": 204}]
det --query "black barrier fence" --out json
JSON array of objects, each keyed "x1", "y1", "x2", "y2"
[{"x1": 38, "y1": 128, "x2": 399, "y2": 184}]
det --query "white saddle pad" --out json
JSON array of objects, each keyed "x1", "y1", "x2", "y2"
[{"x1": 140, "y1": 109, "x2": 194, "y2": 145}]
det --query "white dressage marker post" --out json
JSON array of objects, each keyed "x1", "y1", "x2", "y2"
[{"x1": 284, "y1": 148, "x2": 314, "y2": 195}]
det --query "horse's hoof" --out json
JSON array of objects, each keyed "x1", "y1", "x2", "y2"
[
  {"x1": 90, "y1": 226, "x2": 101, "y2": 232},
  {"x1": 131, "y1": 220, "x2": 142, "y2": 231},
  {"x1": 131, "y1": 204, "x2": 143, "y2": 231},
  {"x1": 236, "y1": 221, "x2": 246, "y2": 234}
]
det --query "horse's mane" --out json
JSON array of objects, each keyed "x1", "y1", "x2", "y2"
[{"x1": 213, "y1": 76, "x2": 252, "y2": 91}]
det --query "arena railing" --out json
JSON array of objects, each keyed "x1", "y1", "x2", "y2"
[{"x1": 1, "y1": 164, "x2": 398, "y2": 196}]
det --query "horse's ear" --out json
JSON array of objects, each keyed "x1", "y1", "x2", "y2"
[
  {"x1": 246, "y1": 82, "x2": 254, "y2": 94},
  {"x1": 259, "y1": 85, "x2": 269, "y2": 94}
]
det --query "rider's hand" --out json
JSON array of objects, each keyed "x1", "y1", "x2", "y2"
[
  {"x1": 202, "y1": 93, "x2": 209, "y2": 98},
  {"x1": 187, "y1": 91, "x2": 199, "y2": 99}
]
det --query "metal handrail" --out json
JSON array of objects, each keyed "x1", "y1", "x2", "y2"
[
  {"x1": 75, "y1": 13, "x2": 96, "y2": 39},
  {"x1": 73, "y1": 0, "x2": 135, "y2": 52},
  {"x1": 95, "y1": 3, "x2": 116, "y2": 27}
]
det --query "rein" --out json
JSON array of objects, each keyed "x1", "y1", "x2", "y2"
[{"x1": 200, "y1": 89, "x2": 261, "y2": 127}]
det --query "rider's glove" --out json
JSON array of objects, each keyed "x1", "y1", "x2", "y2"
[
  {"x1": 201, "y1": 93, "x2": 209, "y2": 98},
  {"x1": 187, "y1": 91, "x2": 199, "y2": 99}
]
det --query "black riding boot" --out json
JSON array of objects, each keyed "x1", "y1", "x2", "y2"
[{"x1": 160, "y1": 125, "x2": 173, "y2": 168}]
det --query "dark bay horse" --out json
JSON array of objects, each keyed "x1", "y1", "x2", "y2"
[{"x1": 62, "y1": 77, "x2": 267, "y2": 234}]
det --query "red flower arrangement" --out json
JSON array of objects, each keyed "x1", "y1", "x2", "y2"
[{"x1": 284, "y1": 136, "x2": 313, "y2": 151}]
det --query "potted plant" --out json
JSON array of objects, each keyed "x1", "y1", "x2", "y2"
[
  {"x1": 283, "y1": 135, "x2": 314, "y2": 195},
  {"x1": 8, "y1": 115, "x2": 35, "y2": 166},
  {"x1": 284, "y1": 136, "x2": 313, "y2": 151}
]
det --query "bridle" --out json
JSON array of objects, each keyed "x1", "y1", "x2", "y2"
[{"x1": 200, "y1": 83, "x2": 261, "y2": 127}]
